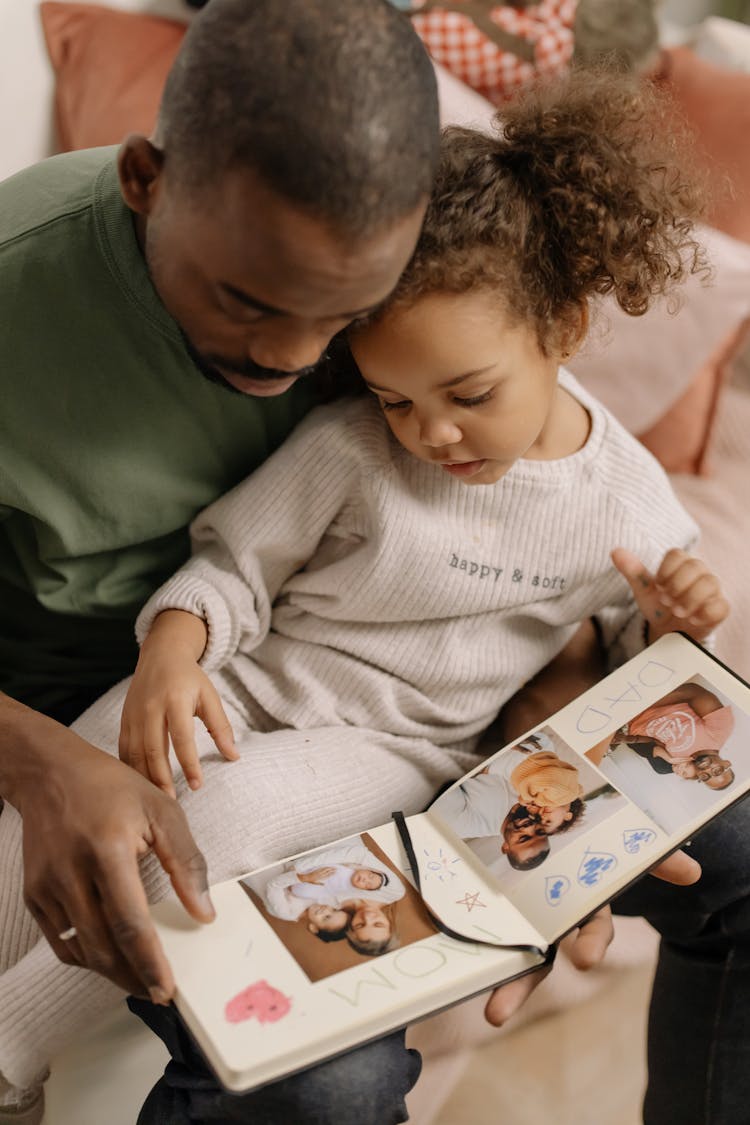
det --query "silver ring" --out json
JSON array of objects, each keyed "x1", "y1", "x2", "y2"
[{"x1": 58, "y1": 926, "x2": 78, "y2": 941}]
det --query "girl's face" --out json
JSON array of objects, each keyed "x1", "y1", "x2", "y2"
[
  {"x1": 525, "y1": 803, "x2": 572, "y2": 833},
  {"x1": 351, "y1": 290, "x2": 571, "y2": 486},
  {"x1": 306, "y1": 904, "x2": 349, "y2": 932}
]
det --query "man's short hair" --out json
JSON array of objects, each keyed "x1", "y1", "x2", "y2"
[
  {"x1": 507, "y1": 840, "x2": 550, "y2": 871},
  {"x1": 157, "y1": 0, "x2": 439, "y2": 236}
]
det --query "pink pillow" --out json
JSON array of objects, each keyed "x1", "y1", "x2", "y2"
[
  {"x1": 39, "y1": 1, "x2": 186, "y2": 151},
  {"x1": 637, "y1": 318, "x2": 750, "y2": 476},
  {"x1": 662, "y1": 47, "x2": 750, "y2": 245}
]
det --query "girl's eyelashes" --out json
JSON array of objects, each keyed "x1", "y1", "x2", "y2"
[
  {"x1": 453, "y1": 389, "x2": 494, "y2": 408},
  {"x1": 376, "y1": 389, "x2": 494, "y2": 411}
]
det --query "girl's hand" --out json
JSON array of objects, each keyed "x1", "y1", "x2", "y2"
[
  {"x1": 119, "y1": 611, "x2": 237, "y2": 797},
  {"x1": 611, "y1": 547, "x2": 729, "y2": 644}
]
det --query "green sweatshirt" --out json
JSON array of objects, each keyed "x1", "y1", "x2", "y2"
[{"x1": 0, "y1": 148, "x2": 314, "y2": 714}]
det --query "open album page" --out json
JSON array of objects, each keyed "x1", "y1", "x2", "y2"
[{"x1": 423, "y1": 633, "x2": 750, "y2": 944}]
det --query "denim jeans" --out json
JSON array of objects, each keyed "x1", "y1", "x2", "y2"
[
  {"x1": 129, "y1": 996, "x2": 421, "y2": 1125},
  {"x1": 132, "y1": 796, "x2": 750, "y2": 1125},
  {"x1": 614, "y1": 795, "x2": 750, "y2": 1125}
]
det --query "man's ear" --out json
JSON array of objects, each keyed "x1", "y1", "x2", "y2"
[
  {"x1": 118, "y1": 135, "x2": 165, "y2": 216},
  {"x1": 307, "y1": 923, "x2": 320, "y2": 935}
]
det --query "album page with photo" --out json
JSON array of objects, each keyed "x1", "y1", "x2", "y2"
[{"x1": 151, "y1": 633, "x2": 750, "y2": 1093}]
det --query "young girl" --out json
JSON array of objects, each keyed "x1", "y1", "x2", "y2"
[
  {"x1": 116, "y1": 73, "x2": 725, "y2": 796},
  {"x1": 0, "y1": 73, "x2": 729, "y2": 1102}
]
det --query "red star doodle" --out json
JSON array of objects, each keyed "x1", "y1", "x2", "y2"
[{"x1": 455, "y1": 891, "x2": 487, "y2": 912}]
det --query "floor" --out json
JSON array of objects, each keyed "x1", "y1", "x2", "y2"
[{"x1": 431, "y1": 964, "x2": 651, "y2": 1125}]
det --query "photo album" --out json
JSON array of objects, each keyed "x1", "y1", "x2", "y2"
[{"x1": 151, "y1": 632, "x2": 750, "y2": 1092}]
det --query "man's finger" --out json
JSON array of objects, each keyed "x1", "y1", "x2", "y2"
[
  {"x1": 484, "y1": 963, "x2": 552, "y2": 1027},
  {"x1": 24, "y1": 894, "x2": 86, "y2": 969},
  {"x1": 568, "y1": 906, "x2": 614, "y2": 971},
  {"x1": 34, "y1": 885, "x2": 147, "y2": 994},
  {"x1": 650, "y1": 849, "x2": 701, "y2": 885},
  {"x1": 149, "y1": 803, "x2": 215, "y2": 926},
  {"x1": 93, "y1": 839, "x2": 176, "y2": 1003}
]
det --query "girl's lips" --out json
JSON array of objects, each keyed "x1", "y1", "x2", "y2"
[{"x1": 440, "y1": 459, "x2": 486, "y2": 478}]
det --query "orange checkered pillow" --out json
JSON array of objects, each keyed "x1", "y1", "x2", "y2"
[{"x1": 409, "y1": 1, "x2": 576, "y2": 106}]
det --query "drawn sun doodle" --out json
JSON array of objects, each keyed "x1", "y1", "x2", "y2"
[
  {"x1": 544, "y1": 875, "x2": 571, "y2": 906},
  {"x1": 422, "y1": 847, "x2": 462, "y2": 882},
  {"x1": 622, "y1": 829, "x2": 657, "y2": 855},
  {"x1": 456, "y1": 891, "x2": 487, "y2": 912}
]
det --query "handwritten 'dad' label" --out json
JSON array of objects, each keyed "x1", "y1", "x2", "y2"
[{"x1": 575, "y1": 660, "x2": 676, "y2": 735}]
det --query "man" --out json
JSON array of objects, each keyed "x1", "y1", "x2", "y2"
[
  {"x1": 0, "y1": 3, "x2": 734, "y2": 1125},
  {"x1": 0, "y1": 2, "x2": 435, "y2": 1120}
]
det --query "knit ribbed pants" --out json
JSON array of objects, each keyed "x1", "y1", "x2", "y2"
[{"x1": 0, "y1": 677, "x2": 468, "y2": 1087}]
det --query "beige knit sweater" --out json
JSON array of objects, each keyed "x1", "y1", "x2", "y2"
[{"x1": 137, "y1": 371, "x2": 698, "y2": 760}]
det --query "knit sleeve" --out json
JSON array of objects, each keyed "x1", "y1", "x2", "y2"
[{"x1": 135, "y1": 402, "x2": 367, "y2": 671}]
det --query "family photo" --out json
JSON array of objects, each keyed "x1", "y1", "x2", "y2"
[
  {"x1": 585, "y1": 676, "x2": 750, "y2": 834},
  {"x1": 240, "y1": 833, "x2": 438, "y2": 982},
  {"x1": 430, "y1": 728, "x2": 627, "y2": 891}
]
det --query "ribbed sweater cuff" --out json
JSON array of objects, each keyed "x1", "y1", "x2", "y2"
[{"x1": 135, "y1": 574, "x2": 237, "y2": 672}]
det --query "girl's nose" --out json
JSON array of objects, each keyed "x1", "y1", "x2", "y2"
[{"x1": 418, "y1": 415, "x2": 463, "y2": 448}]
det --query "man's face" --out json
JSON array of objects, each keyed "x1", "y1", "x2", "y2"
[
  {"x1": 694, "y1": 754, "x2": 734, "y2": 789},
  {"x1": 122, "y1": 147, "x2": 425, "y2": 396},
  {"x1": 501, "y1": 804, "x2": 549, "y2": 866},
  {"x1": 349, "y1": 904, "x2": 391, "y2": 944}
]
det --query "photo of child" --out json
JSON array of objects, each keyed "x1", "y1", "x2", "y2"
[
  {"x1": 585, "y1": 676, "x2": 749, "y2": 834},
  {"x1": 429, "y1": 728, "x2": 627, "y2": 893},
  {"x1": 240, "y1": 833, "x2": 437, "y2": 982}
]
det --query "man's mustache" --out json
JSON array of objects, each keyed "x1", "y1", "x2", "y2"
[{"x1": 182, "y1": 334, "x2": 323, "y2": 390}]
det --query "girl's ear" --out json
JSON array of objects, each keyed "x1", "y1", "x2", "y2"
[{"x1": 560, "y1": 302, "x2": 589, "y2": 361}]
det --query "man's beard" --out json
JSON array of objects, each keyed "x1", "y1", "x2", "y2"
[{"x1": 181, "y1": 333, "x2": 323, "y2": 395}]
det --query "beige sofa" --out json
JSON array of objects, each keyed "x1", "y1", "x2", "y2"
[{"x1": 3, "y1": 3, "x2": 750, "y2": 1122}]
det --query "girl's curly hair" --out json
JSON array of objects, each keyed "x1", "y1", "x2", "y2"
[{"x1": 380, "y1": 70, "x2": 707, "y2": 356}]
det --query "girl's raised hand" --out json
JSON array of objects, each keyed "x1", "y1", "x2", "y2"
[{"x1": 611, "y1": 547, "x2": 729, "y2": 644}]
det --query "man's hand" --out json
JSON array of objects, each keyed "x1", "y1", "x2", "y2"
[
  {"x1": 4, "y1": 702, "x2": 215, "y2": 1001},
  {"x1": 483, "y1": 850, "x2": 700, "y2": 1027}
]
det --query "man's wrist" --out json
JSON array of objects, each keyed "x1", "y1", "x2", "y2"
[{"x1": 0, "y1": 692, "x2": 68, "y2": 809}]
